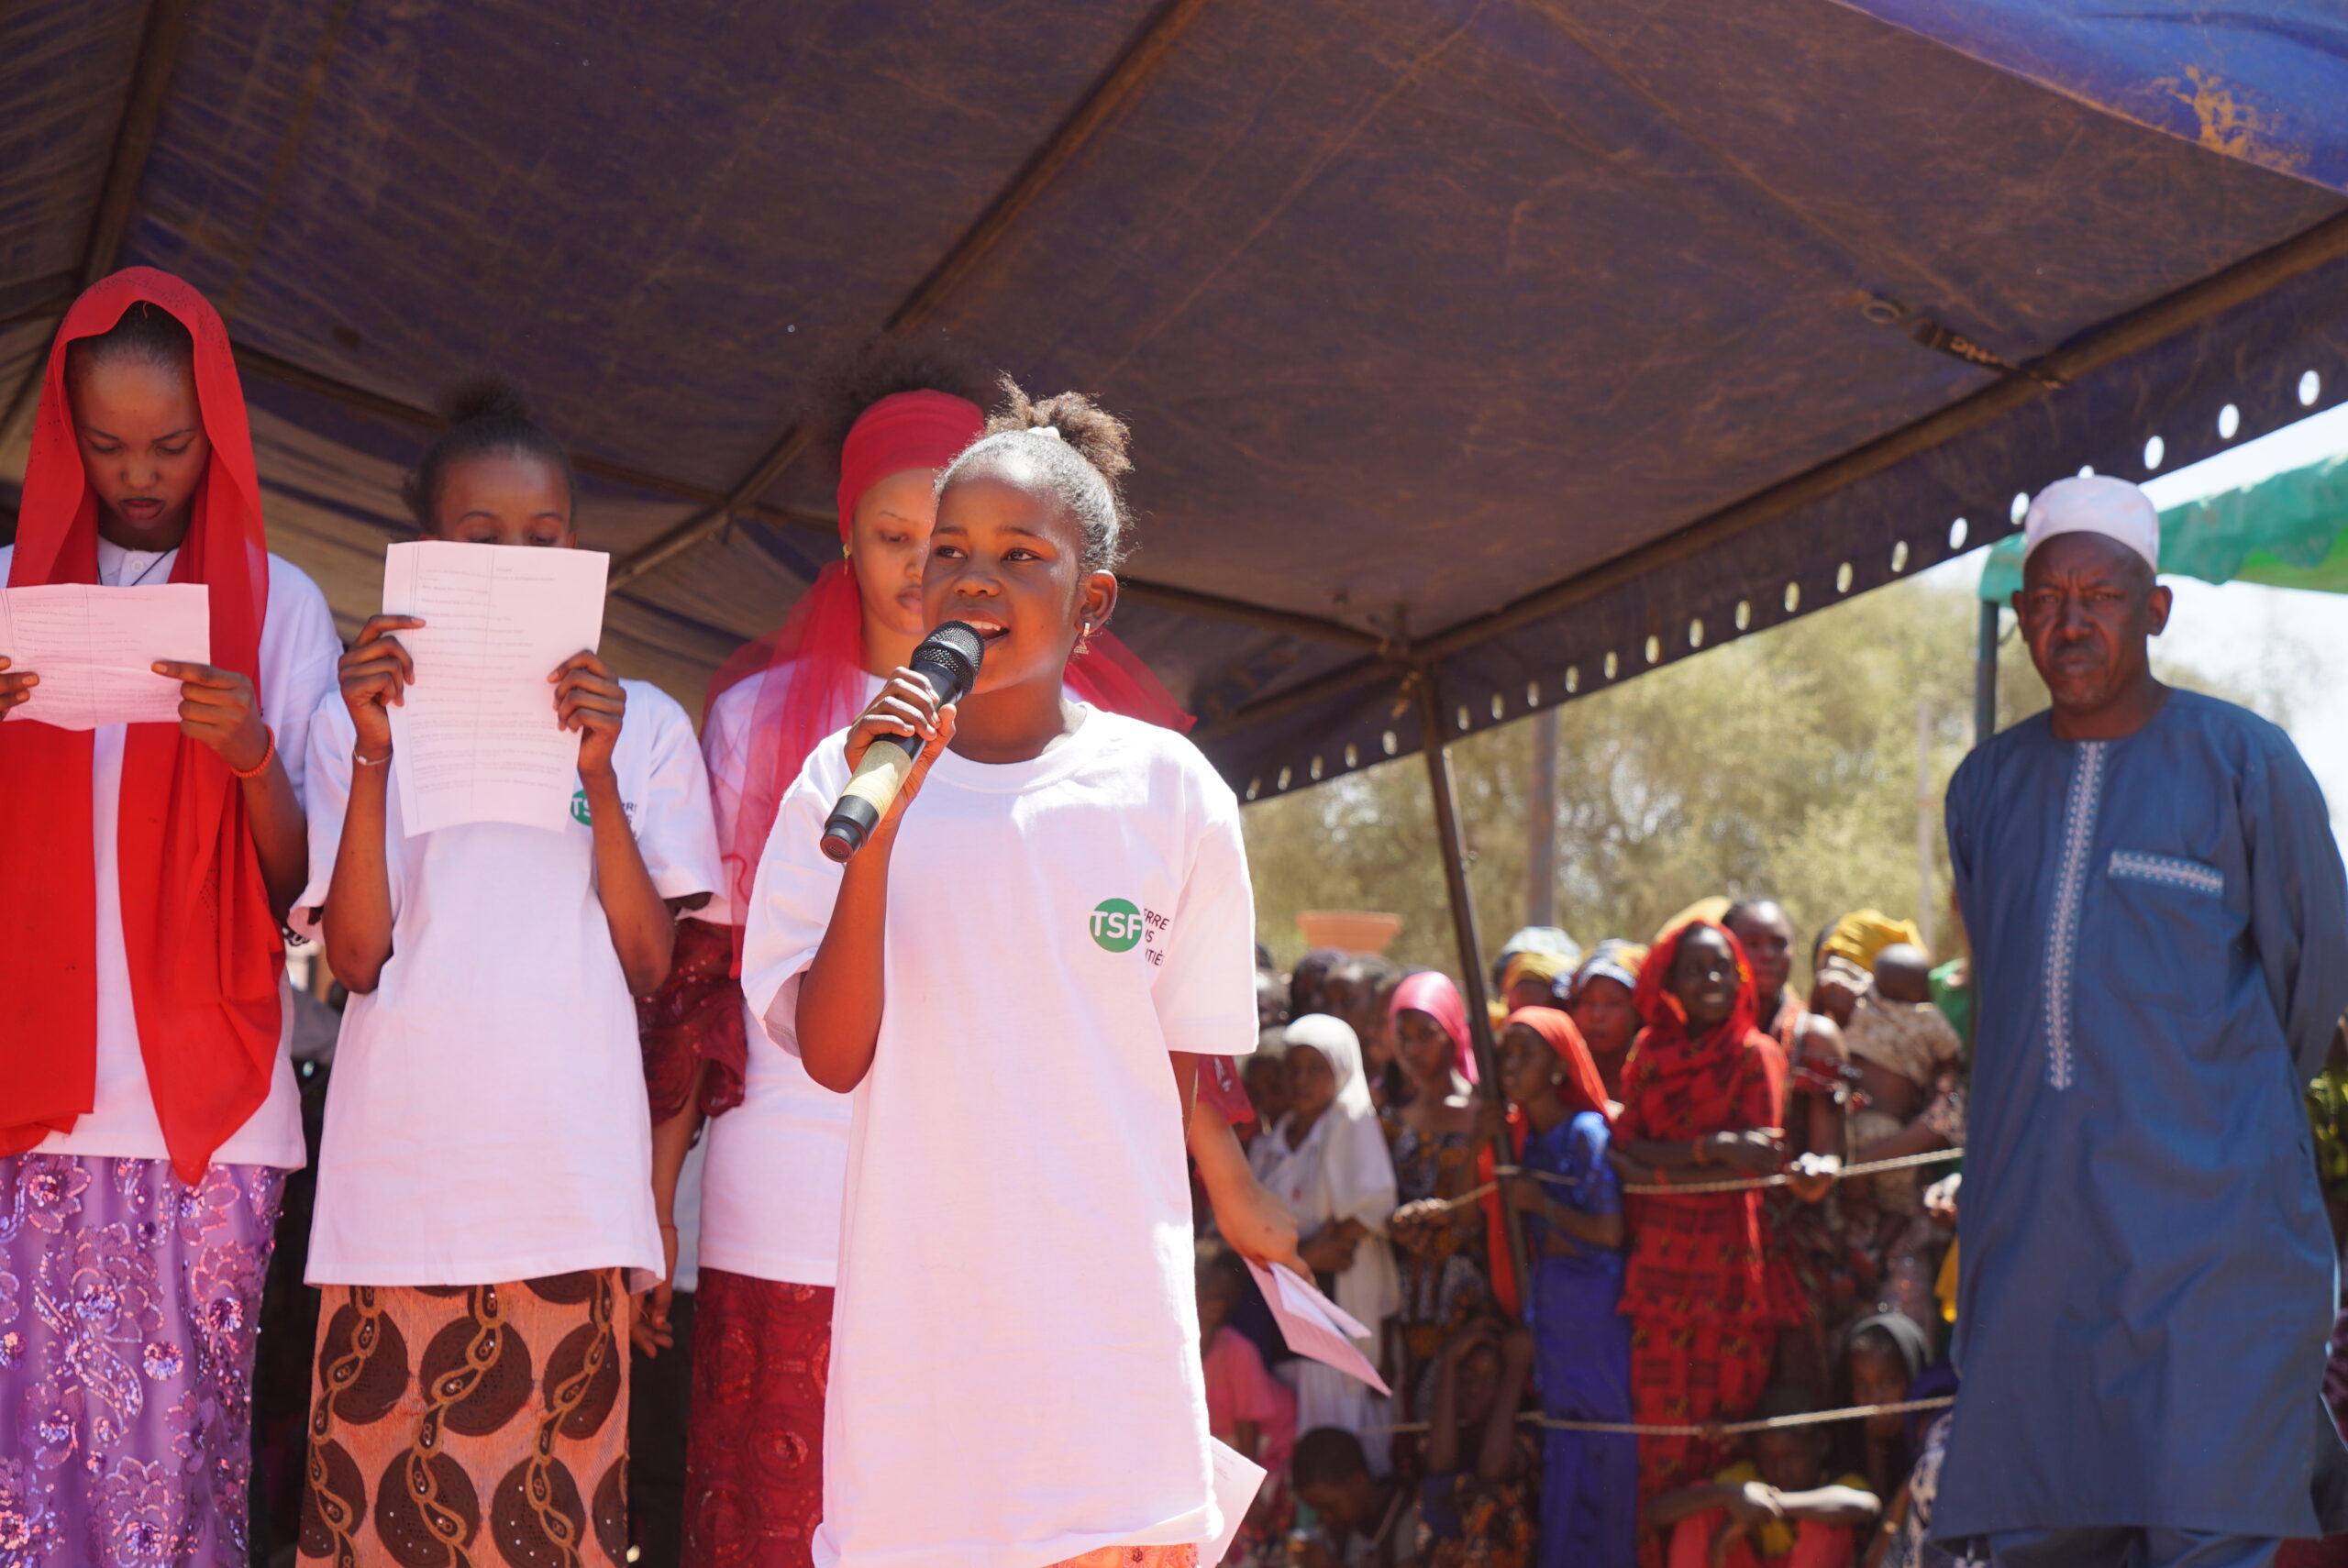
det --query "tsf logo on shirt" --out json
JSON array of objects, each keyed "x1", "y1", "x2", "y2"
[
  {"x1": 1091, "y1": 897, "x2": 1169, "y2": 966},
  {"x1": 570, "y1": 788, "x2": 639, "y2": 833}
]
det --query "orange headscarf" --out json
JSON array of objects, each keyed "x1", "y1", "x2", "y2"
[
  {"x1": 1479, "y1": 1005, "x2": 1614, "y2": 1315},
  {"x1": 0, "y1": 268, "x2": 280, "y2": 1181},
  {"x1": 1500, "y1": 1006, "x2": 1612, "y2": 1128}
]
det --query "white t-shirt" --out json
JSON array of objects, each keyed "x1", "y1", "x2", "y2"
[
  {"x1": 742, "y1": 707, "x2": 1259, "y2": 1568},
  {"x1": 298, "y1": 676, "x2": 721, "y2": 1286},
  {"x1": 698, "y1": 667, "x2": 1096, "y2": 1287},
  {"x1": 1, "y1": 540, "x2": 342, "y2": 1170},
  {"x1": 693, "y1": 665, "x2": 880, "y2": 1286}
]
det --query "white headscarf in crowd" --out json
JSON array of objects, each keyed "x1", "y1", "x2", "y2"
[{"x1": 1249, "y1": 1014, "x2": 1401, "y2": 1325}]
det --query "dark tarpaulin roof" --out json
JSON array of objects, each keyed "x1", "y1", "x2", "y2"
[{"x1": 4, "y1": 0, "x2": 2345, "y2": 798}]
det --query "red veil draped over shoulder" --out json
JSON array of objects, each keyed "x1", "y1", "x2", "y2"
[
  {"x1": 1614, "y1": 919, "x2": 1788, "y2": 1328},
  {"x1": 0, "y1": 268, "x2": 280, "y2": 1181},
  {"x1": 638, "y1": 390, "x2": 1192, "y2": 1119}
]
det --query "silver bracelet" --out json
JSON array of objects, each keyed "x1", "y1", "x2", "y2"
[{"x1": 353, "y1": 746, "x2": 392, "y2": 767}]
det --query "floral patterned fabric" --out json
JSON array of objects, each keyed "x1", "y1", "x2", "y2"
[
  {"x1": 683, "y1": 1270, "x2": 832, "y2": 1568},
  {"x1": 0, "y1": 1153, "x2": 282, "y2": 1567},
  {"x1": 1383, "y1": 1122, "x2": 1492, "y2": 1369},
  {"x1": 301, "y1": 1272, "x2": 630, "y2": 1566},
  {"x1": 1046, "y1": 1548, "x2": 1199, "y2": 1567},
  {"x1": 1418, "y1": 1431, "x2": 1542, "y2": 1568}
]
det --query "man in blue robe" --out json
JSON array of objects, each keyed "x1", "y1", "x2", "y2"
[{"x1": 1936, "y1": 475, "x2": 2348, "y2": 1568}]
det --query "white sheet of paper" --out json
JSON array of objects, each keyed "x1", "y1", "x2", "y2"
[
  {"x1": 1202, "y1": 1439, "x2": 1268, "y2": 1567},
  {"x1": 0, "y1": 582, "x2": 210, "y2": 731},
  {"x1": 381, "y1": 541, "x2": 608, "y2": 834},
  {"x1": 1246, "y1": 1259, "x2": 1391, "y2": 1397}
]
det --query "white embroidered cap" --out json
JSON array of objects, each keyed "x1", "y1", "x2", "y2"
[{"x1": 2023, "y1": 475, "x2": 2160, "y2": 572}]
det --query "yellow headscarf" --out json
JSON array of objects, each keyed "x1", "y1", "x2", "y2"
[
  {"x1": 1821, "y1": 909, "x2": 1924, "y2": 970},
  {"x1": 1499, "y1": 948, "x2": 1573, "y2": 997}
]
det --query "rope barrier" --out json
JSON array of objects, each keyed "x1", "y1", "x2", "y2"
[
  {"x1": 1408, "y1": 1146, "x2": 1964, "y2": 1213},
  {"x1": 1369, "y1": 1395, "x2": 1955, "y2": 1439},
  {"x1": 1617, "y1": 1146, "x2": 1963, "y2": 1198}
]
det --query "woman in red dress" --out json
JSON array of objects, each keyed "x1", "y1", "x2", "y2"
[{"x1": 1606, "y1": 920, "x2": 1791, "y2": 1566}]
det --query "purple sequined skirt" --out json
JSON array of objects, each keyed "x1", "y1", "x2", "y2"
[{"x1": 0, "y1": 1154, "x2": 283, "y2": 1567}]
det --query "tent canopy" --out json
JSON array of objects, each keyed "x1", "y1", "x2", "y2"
[
  {"x1": 6, "y1": 0, "x2": 2347, "y2": 798},
  {"x1": 1980, "y1": 452, "x2": 2348, "y2": 601}
]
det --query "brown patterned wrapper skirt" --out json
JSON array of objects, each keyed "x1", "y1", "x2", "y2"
[{"x1": 300, "y1": 1270, "x2": 630, "y2": 1566}]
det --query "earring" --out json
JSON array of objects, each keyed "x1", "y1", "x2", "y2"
[
  {"x1": 841, "y1": 541, "x2": 852, "y2": 558},
  {"x1": 1075, "y1": 622, "x2": 1094, "y2": 656}
]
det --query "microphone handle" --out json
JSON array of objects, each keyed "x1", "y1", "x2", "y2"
[{"x1": 819, "y1": 732, "x2": 923, "y2": 863}]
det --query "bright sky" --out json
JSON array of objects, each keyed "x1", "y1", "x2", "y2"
[{"x1": 1915, "y1": 403, "x2": 2348, "y2": 829}]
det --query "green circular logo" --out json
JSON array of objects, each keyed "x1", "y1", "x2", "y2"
[
  {"x1": 1090, "y1": 897, "x2": 1143, "y2": 953},
  {"x1": 570, "y1": 789, "x2": 592, "y2": 826}
]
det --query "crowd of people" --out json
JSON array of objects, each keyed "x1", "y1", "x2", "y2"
[
  {"x1": 1208, "y1": 906, "x2": 1972, "y2": 1568},
  {"x1": 6, "y1": 266, "x2": 2347, "y2": 1568}
]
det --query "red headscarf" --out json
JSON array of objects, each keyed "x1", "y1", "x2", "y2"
[
  {"x1": 705, "y1": 390, "x2": 1194, "y2": 944},
  {"x1": 1634, "y1": 920, "x2": 1759, "y2": 1053},
  {"x1": 1621, "y1": 918, "x2": 1785, "y2": 1140},
  {"x1": 1500, "y1": 1006, "x2": 1611, "y2": 1128},
  {"x1": 1615, "y1": 919, "x2": 1787, "y2": 1331},
  {"x1": 0, "y1": 269, "x2": 279, "y2": 1181},
  {"x1": 1390, "y1": 969, "x2": 1479, "y2": 1086}
]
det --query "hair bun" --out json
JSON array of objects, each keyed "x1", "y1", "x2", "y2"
[
  {"x1": 988, "y1": 377, "x2": 1132, "y2": 480},
  {"x1": 439, "y1": 377, "x2": 533, "y2": 427}
]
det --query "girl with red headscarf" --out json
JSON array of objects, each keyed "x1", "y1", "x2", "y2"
[
  {"x1": 1608, "y1": 921, "x2": 1793, "y2": 1564},
  {"x1": 0, "y1": 270, "x2": 342, "y2": 1560},
  {"x1": 1496, "y1": 1009, "x2": 1635, "y2": 1567},
  {"x1": 1382, "y1": 970, "x2": 1499, "y2": 1404},
  {"x1": 662, "y1": 348, "x2": 1192, "y2": 1568}
]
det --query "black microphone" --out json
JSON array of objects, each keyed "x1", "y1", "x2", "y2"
[{"x1": 819, "y1": 620, "x2": 987, "y2": 863}]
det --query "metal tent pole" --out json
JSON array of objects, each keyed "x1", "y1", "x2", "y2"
[
  {"x1": 1974, "y1": 601, "x2": 1999, "y2": 746},
  {"x1": 1413, "y1": 672, "x2": 1534, "y2": 1315}
]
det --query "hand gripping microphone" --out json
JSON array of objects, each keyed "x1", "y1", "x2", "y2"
[{"x1": 819, "y1": 620, "x2": 987, "y2": 863}]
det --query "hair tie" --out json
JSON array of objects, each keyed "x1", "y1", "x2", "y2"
[{"x1": 1031, "y1": 425, "x2": 1064, "y2": 441}]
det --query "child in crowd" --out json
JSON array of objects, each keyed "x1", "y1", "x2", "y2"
[
  {"x1": 747, "y1": 383, "x2": 1257, "y2": 1565},
  {"x1": 1199, "y1": 1244, "x2": 1298, "y2": 1559},
  {"x1": 0, "y1": 270, "x2": 343, "y2": 1562},
  {"x1": 1328, "y1": 955, "x2": 1403, "y2": 1107},
  {"x1": 1493, "y1": 926, "x2": 1580, "y2": 1016},
  {"x1": 1290, "y1": 1429, "x2": 1419, "y2": 1568},
  {"x1": 1647, "y1": 1388, "x2": 1879, "y2": 1568},
  {"x1": 1250, "y1": 1015, "x2": 1401, "y2": 1466},
  {"x1": 1384, "y1": 972, "x2": 1497, "y2": 1395},
  {"x1": 1838, "y1": 945, "x2": 1963, "y2": 1332},
  {"x1": 1842, "y1": 1313, "x2": 1933, "y2": 1504},
  {"x1": 1291, "y1": 949, "x2": 1346, "y2": 1021},
  {"x1": 1262, "y1": 967, "x2": 1292, "y2": 1030},
  {"x1": 1566, "y1": 941, "x2": 1645, "y2": 1101},
  {"x1": 1416, "y1": 1320, "x2": 1540, "y2": 1568},
  {"x1": 1246, "y1": 1027, "x2": 1292, "y2": 1142},
  {"x1": 1609, "y1": 922, "x2": 1790, "y2": 1559},
  {"x1": 1496, "y1": 1009, "x2": 1635, "y2": 1568},
  {"x1": 301, "y1": 382, "x2": 721, "y2": 1565}
]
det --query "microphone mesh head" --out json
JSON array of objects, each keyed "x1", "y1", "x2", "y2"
[{"x1": 913, "y1": 621, "x2": 986, "y2": 703}]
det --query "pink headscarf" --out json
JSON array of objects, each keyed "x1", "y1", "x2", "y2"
[{"x1": 1390, "y1": 970, "x2": 1479, "y2": 1087}]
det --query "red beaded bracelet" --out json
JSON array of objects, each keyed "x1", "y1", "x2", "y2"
[{"x1": 228, "y1": 726, "x2": 276, "y2": 779}]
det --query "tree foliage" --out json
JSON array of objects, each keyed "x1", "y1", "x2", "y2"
[{"x1": 1244, "y1": 574, "x2": 2270, "y2": 971}]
